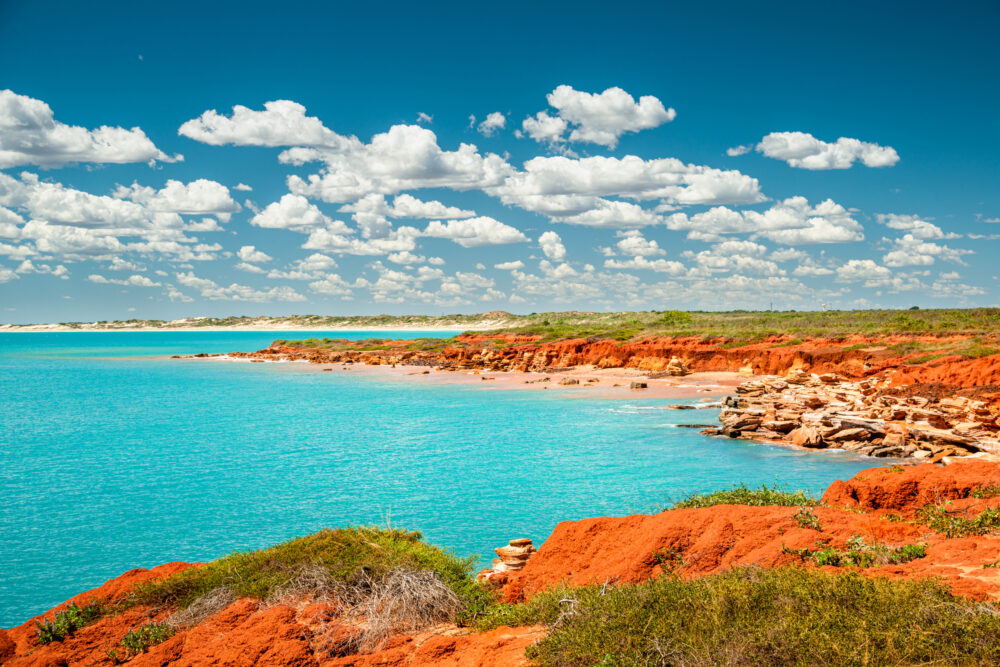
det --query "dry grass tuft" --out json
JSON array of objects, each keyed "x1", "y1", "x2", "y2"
[{"x1": 166, "y1": 586, "x2": 238, "y2": 628}]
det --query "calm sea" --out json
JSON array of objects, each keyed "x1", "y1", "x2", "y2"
[{"x1": 0, "y1": 331, "x2": 875, "y2": 626}]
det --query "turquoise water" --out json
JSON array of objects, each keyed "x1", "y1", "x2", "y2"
[{"x1": 0, "y1": 331, "x2": 876, "y2": 626}]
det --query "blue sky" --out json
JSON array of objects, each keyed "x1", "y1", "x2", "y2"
[{"x1": 1, "y1": 0, "x2": 998, "y2": 322}]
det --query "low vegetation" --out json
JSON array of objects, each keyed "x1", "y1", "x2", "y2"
[
  {"x1": 783, "y1": 536, "x2": 927, "y2": 567},
  {"x1": 916, "y1": 504, "x2": 1000, "y2": 538},
  {"x1": 129, "y1": 527, "x2": 489, "y2": 621},
  {"x1": 670, "y1": 483, "x2": 819, "y2": 510},
  {"x1": 35, "y1": 601, "x2": 104, "y2": 644},
  {"x1": 474, "y1": 567, "x2": 1000, "y2": 666}
]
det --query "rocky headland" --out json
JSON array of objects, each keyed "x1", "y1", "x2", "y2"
[
  {"x1": 6, "y1": 461, "x2": 1000, "y2": 665},
  {"x1": 183, "y1": 333, "x2": 1000, "y2": 459}
]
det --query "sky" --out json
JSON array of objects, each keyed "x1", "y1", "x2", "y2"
[{"x1": 1, "y1": 0, "x2": 998, "y2": 323}]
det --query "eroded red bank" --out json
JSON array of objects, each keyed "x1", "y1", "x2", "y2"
[{"x1": 5, "y1": 461, "x2": 1000, "y2": 666}]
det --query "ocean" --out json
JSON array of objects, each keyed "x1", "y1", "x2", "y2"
[{"x1": 0, "y1": 331, "x2": 876, "y2": 626}]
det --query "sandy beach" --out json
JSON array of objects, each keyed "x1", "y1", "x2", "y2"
[{"x1": 193, "y1": 353, "x2": 745, "y2": 401}]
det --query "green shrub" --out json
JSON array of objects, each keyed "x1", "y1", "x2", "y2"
[
  {"x1": 792, "y1": 507, "x2": 822, "y2": 530},
  {"x1": 970, "y1": 484, "x2": 1000, "y2": 499},
  {"x1": 35, "y1": 601, "x2": 104, "y2": 644},
  {"x1": 916, "y1": 505, "x2": 1000, "y2": 537},
  {"x1": 128, "y1": 527, "x2": 492, "y2": 624},
  {"x1": 651, "y1": 547, "x2": 684, "y2": 572},
  {"x1": 475, "y1": 567, "x2": 1000, "y2": 666},
  {"x1": 120, "y1": 622, "x2": 174, "y2": 653},
  {"x1": 785, "y1": 536, "x2": 926, "y2": 568},
  {"x1": 671, "y1": 484, "x2": 819, "y2": 510}
]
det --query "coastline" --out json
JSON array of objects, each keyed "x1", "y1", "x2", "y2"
[
  {"x1": 197, "y1": 353, "x2": 745, "y2": 400},
  {"x1": 0, "y1": 325, "x2": 482, "y2": 333}
]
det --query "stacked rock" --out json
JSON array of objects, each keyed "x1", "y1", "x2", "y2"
[
  {"x1": 477, "y1": 538, "x2": 535, "y2": 584},
  {"x1": 665, "y1": 356, "x2": 690, "y2": 376}
]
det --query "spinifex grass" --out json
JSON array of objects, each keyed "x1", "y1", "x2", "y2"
[
  {"x1": 670, "y1": 483, "x2": 820, "y2": 510},
  {"x1": 474, "y1": 567, "x2": 1000, "y2": 666}
]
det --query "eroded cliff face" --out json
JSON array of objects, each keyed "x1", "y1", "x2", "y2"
[
  {"x1": 216, "y1": 335, "x2": 1000, "y2": 392},
  {"x1": 7, "y1": 462, "x2": 1000, "y2": 666},
  {"x1": 497, "y1": 460, "x2": 1000, "y2": 604}
]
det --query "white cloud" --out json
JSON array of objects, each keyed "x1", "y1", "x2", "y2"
[
  {"x1": 477, "y1": 112, "x2": 506, "y2": 137},
  {"x1": 666, "y1": 197, "x2": 864, "y2": 245},
  {"x1": 0, "y1": 267, "x2": 18, "y2": 283},
  {"x1": 303, "y1": 224, "x2": 421, "y2": 256},
  {"x1": 836, "y1": 259, "x2": 892, "y2": 284},
  {"x1": 423, "y1": 216, "x2": 528, "y2": 247},
  {"x1": 16, "y1": 259, "x2": 68, "y2": 278},
  {"x1": 175, "y1": 271, "x2": 306, "y2": 302},
  {"x1": 416, "y1": 112, "x2": 433, "y2": 124},
  {"x1": 538, "y1": 230, "x2": 566, "y2": 261},
  {"x1": 234, "y1": 183, "x2": 253, "y2": 191},
  {"x1": 87, "y1": 273, "x2": 160, "y2": 287},
  {"x1": 251, "y1": 194, "x2": 344, "y2": 232},
  {"x1": 877, "y1": 213, "x2": 958, "y2": 240},
  {"x1": 613, "y1": 230, "x2": 665, "y2": 256},
  {"x1": 286, "y1": 124, "x2": 513, "y2": 203},
  {"x1": 237, "y1": 245, "x2": 272, "y2": 263},
  {"x1": 387, "y1": 251, "x2": 425, "y2": 265},
  {"x1": 754, "y1": 131, "x2": 899, "y2": 170},
  {"x1": 114, "y1": 179, "x2": 240, "y2": 221},
  {"x1": 265, "y1": 253, "x2": 338, "y2": 280},
  {"x1": 882, "y1": 234, "x2": 972, "y2": 267},
  {"x1": 494, "y1": 260, "x2": 525, "y2": 270},
  {"x1": 604, "y1": 256, "x2": 685, "y2": 274},
  {"x1": 726, "y1": 145, "x2": 752, "y2": 157},
  {"x1": 522, "y1": 85, "x2": 675, "y2": 148},
  {"x1": 179, "y1": 100, "x2": 356, "y2": 149},
  {"x1": 0, "y1": 90, "x2": 180, "y2": 167}
]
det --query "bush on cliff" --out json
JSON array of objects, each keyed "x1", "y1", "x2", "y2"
[
  {"x1": 129, "y1": 527, "x2": 492, "y2": 621},
  {"x1": 670, "y1": 483, "x2": 819, "y2": 510},
  {"x1": 475, "y1": 567, "x2": 1000, "y2": 666}
]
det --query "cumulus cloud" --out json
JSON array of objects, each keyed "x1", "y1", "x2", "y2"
[
  {"x1": 538, "y1": 230, "x2": 567, "y2": 261},
  {"x1": 521, "y1": 85, "x2": 675, "y2": 148},
  {"x1": 251, "y1": 194, "x2": 344, "y2": 232},
  {"x1": 87, "y1": 273, "x2": 160, "y2": 287},
  {"x1": 179, "y1": 100, "x2": 356, "y2": 149},
  {"x1": 175, "y1": 271, "x2": 306, "y2": 302},
  {"x1": 494, "y1": 260, "x2": 525, "y2": 270},
  {"x1": 477, "y1": 112, "x2": 506, "y2": 137},
  {"x1": 665, "y1": 197, "x2": 863, "y2": 245},
  {"x1": 423, "y1": 216, "x2": 528, "y2": 247},
  {"x1": 286, "y1": 124, "x2": 513, "y2": 203},
  {"x1": 604, "y1": 256, "x2": 685, "y2": 274},
  {"x1": 882, "y1": 234, "x2": 972, "y2": 267},
  {"x1": 836, "y1": 259, "x2": 892, "y2": 284},
  {"x1": 877, "y1": 213, "x2": 959, "y2": 240},
  {"x1": 0, "y1": 90, "x2": 180, "y2": 168},
  {"x1": 114, "y1": 179, "x2": 240, "y2": 221},
  {"x1": 266, "y1": 253, "x2": 338, "y2": 280},
  {"x1": 749, "y1": 131, "x2": 899, "y2": 170},
  {"x1": 613, "y1": 230, "x2": 665, "y2": 256},
  {"x1": 237, "y1": 245, "x2": 272, "y2": 263}
]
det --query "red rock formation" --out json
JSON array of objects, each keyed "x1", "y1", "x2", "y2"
[
  {"x1": 9, "y1": 462, "x2": 1000, "y2": 665},
  {"x1": 500, "y1": 461, "x2": 1000, "y2": 604},
  {"x1": 219, "y1": 335, "x2": 1000, "y2": 392}
]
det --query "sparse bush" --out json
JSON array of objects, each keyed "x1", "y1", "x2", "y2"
[
  {"x1": 792, "y1": 507, "x2": 822, "y2": 530},
  {"x1": 917, "y1": 504, "x2": 1000, "y2": 537},
  {"x1": 474, "y1": 567, "x2": 1000, "y2": 665},
  {"x1": 35, "y1": 601, "x2": 103, "y2": 644},
  {"x1": 120, "y1": 622, "x2": 174, "y2": 654},
  {"x1": 785, "y1": 536, "x2": 927, "y2": 568},
  {"x1": 671, "y1": 484, "x2": 819, "y2": 510}
]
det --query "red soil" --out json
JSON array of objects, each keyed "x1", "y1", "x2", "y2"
[
  {"x1": 500, "y1": 460, "x2": 1000, "y2": 603},
  {"x1": 8, "y1": 462, "x2": 1000, "y2": 666}
]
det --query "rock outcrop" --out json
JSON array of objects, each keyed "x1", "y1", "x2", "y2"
[{"x1": 705, "y1": 373, "x2": 1000, "y2": 459}]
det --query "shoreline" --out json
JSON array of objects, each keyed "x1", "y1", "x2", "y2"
[
  {"x1": 0, "y1": 325, "x2": 479, "y2": 333},
  {"x1": 207, "y1": 353, "x2": 746, "y2": 400}
]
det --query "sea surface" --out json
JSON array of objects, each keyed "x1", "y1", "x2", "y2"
[{"x1": 0, "y1": 331, "x2": 877, "y2": 626}]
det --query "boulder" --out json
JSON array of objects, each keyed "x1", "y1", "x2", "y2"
[
  {"x1": 558, "y1": 378, "x2": 579, "y2": 386},
  {"x1": 790, "y1": 426, "x2": 824, "y2": 448},
  {"x1": 630, "y1": 381, "x2": 648, "y2": 390}
]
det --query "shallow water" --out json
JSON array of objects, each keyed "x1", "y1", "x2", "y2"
[{"x1": 0, "y1": 331, "x2": 876, "y2": 626}]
